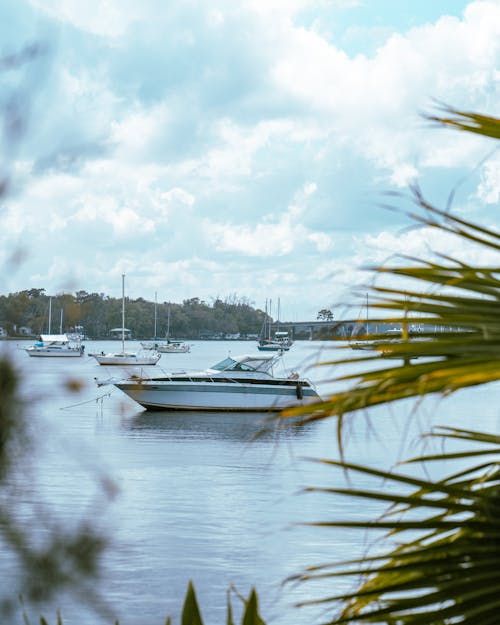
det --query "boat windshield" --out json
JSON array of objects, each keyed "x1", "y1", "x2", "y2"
[{"x1": 211, "y1": 357, "x2": 274, "y2": 373}]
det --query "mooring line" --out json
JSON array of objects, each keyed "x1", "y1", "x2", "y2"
[{"x1": 60, "y1": 390, "x2": 114, "y2": 410}]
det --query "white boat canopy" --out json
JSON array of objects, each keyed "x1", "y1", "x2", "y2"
[
  {"x1": 40, "y1": 334, "x2": 70, "y2": 342},
  {"x1": 209, "y1": 353, "x2": 278, "y2": 373}
]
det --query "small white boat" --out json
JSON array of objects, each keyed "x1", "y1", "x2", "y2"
[
  {"x1": 26, "y1": 334, "x2": 84, "y2": 357},
  {"x1": 141, "y1": 303, "x2": 190, "y2": 353},
  {"x1": 141, "y1": 339, "x2": 191, "y2": 353},
  {"x1": 91, "y1": 274, "x2": 160, "y2": 366},
  {"x1": 257, "y1": 300, "x2": 293, "y2": 351},
  {"x1": 258, "y1": 331, "x2": 293, "y2": 351},
  {"x1": 157, "y1": 340, "x2": 190, "y2": 353},
  {"x1": 257, "y1": 338, "x2": 292, "y2": 351},
  {"x1": 91, "y1": 350, "x2": 160, "y2": 365},
  {"x1": 107, "y1": 353, "x2": 320, "y2": 412}
]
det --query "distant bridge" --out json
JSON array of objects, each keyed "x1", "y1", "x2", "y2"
[
  {"x1": 270, "y1": 320, "x2": 356, "y2": 339},
  {"x1": 274, "y1": 320, "x2": 435, "y2": 339}
]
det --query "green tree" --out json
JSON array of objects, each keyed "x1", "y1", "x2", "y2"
[{"x1": 317, "y1": 308, "x2": 334, "y2": 321}]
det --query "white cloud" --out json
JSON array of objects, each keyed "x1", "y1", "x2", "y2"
[
  {"x1": 362, "y1": 224, "x2": 500, "y2": 267},
  {"x1": 270, "y1": 0, "x2": 500, "y2": 181},
  {"x1": 31, "y1": 0, "x2": 145, "y2": 37},
  {"x1": 307, "y1": 231, "x2": 333, "y2": 252},
  {"x1": 205, "y1": 212, "x2": 305, "y2": 256},
  {"x1": 204, "y1": 181, "x2": 332, "y2": 256},
  {"x1": 477, "y1": 155, "x2": 500, "y2": 203},
  {"x1": 1, "y1": 0, "x2": 498, "y2": 317}
]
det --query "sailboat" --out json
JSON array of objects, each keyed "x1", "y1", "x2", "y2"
[
  {"x1": 350, "y1": 294, "x2": 414, "y2": 355},
  {"x1": 141, "y1": 302, "x2": 190, "y2": 353},
  {"x1": 141, "y1": 292, "x2": 161, "y2": 350},
  {"x1": 157, "y1": 304, "x2": 190, "y2": 353},
  {"x1": 257, "y1": 298, "x2": 292, "y2": 352},
  {"x1": 91, "y1": 275, "x2": 160, "y2": 365},
  {"x1": 350, "y1": 293, "x2": 375, "y2": 350},
  {"x1": 25, "y1": 297, "x2": 84, "y2": 357}
]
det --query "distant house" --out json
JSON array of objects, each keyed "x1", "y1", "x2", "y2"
[
  {"x1": 0, "y1": 327, "x2": 7, "y2": 338},
  {"x1": 110, "y1": 327, "x2": 132, "y2": 339},
  {"x1": 18, "y1": 326, "x2": 33, "y2": 336}
]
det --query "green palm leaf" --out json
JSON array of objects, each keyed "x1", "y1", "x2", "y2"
[
  {"x1": 283, "y1": 108, "x2": 500, "y2": 625},
  {"x1": 293, "y1": 440, "x2": 500, "y2": 624},
  {"x1": 283, "y1": 209, "x2": 500, "y2": 424}
]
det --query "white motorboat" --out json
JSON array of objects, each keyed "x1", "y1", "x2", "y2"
[
  {"x1": 90, "y1": 274, "x2": 160, "y2": 366},
  {"x1": 108, "y1": 353, "x2": 320, "y2": 412},
  {"x1": 26, "y1": 334, "x2": 84, "y2": 357}
]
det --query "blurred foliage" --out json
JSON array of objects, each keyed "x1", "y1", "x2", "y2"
[
  {"x1": 0, "y1": 40, "x2": 114, "y2": 623},
  {"x1": 0, "y1": 356, "x2": 110, "y2": 620},
  {"x1": 33, "y1": 582, "x2": 267, "y2": 625}
]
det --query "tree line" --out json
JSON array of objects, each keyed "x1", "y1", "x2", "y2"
[{"x1": 0, "y1": 289, "x2": 269, "y2": 339}]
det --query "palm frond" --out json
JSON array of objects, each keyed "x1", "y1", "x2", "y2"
[
  {"x1": 425, "y1": 105, "x2": 500, "y2": 141},
  {"x1": 285, "y1": 108, "x2": 500, "y2": 625},
  {"x1": 294, "y1": 439, "x2": 500, "y2": 625},
  {"x1": 283, "y1": 205, "x2": 500, "y2": 423}
]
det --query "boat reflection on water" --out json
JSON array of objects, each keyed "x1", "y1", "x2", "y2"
[{"x1": 124, "y1": 409, "x2": 315, "y2": 443}]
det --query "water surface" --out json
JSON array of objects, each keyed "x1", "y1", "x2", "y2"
[{"x1": 2, "y1": 339, "x2": 498, "y2": 625}]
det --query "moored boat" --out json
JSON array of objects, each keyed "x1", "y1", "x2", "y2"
[
  {"x1": 91, "y1": 350, "x2": 161, "y2": 365},
  {"x1": 105, "y1": 353, "x2": 320, "y2": 412},
  {"x1": 157, "y1": 340, "x2": 190, "y2": 353},
  {"x1": 258, "y1": 331, "x2": 293, "y2": 351},
  {"x1": 141, "y1": 339, "x2": 190, "y2": 353},
  {"x1": 90, "y1": 274, "x2": 160, "y2": 366},
  {"x1": 25, "y1": 334, "x2": 84, "y2": 357},
  {"x1": 141, "y1": 303, "x2": 190, "y2": 353}
]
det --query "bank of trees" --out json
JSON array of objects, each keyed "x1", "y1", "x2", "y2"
[{"x1": 0, "y1": 291, "x2": 266, "y2": 339}]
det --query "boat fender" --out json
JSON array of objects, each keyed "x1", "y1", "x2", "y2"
[{"x1": 296, "y1": 383, "x2": 303, "y2": 400}]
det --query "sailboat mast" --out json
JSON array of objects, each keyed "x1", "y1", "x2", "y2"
[
  {"x1": 269, "y1": 299, "x2": 272, "y2": 340},
  {"x1": 59, "y1": 308, "x2": 63, "y2": 334},
  {"x1": 154, "y1": 291, "x2": 157, "y2": 339},
  {"x1": 48, "y1": 297, "x2": 52, "y2": 334},
  {"x1": 366, "y1": 292, "x2": 369, "y2": 335},
  {"x1": 122, "y1": 274, "x2": 125, "y2": 353}
]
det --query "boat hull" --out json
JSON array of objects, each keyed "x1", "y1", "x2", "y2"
[
  {"x1": 141, "y1": 342, "x2": 190, "y2": 353},
  {"x1": 26, "y1": 348, "x2": 83, "y2": 357},
  {"x1": 257, "y1": 344, "x2": 290, "y2": 352},
  {"x1": 157, "y1": 345, "x2": 190, "y2": 353},
  {"x1": 91, "y1": 353, "x2": 161, "y2": 365},
  {"x1": 115, "y1": 380, "x2": 319, "y2": 412}
]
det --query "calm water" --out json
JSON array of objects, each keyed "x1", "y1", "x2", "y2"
[{"x1": 2, "y1": 339, "x2": 499, "y2": 625}]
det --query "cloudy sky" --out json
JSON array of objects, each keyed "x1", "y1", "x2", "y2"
[{"x1": 0, "y1": 0, "x2": 499, "y2": 320}]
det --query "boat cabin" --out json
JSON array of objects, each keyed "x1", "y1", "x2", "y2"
[{"x1": 209, "y1": 354, "x2": 277, "y2": 374}]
